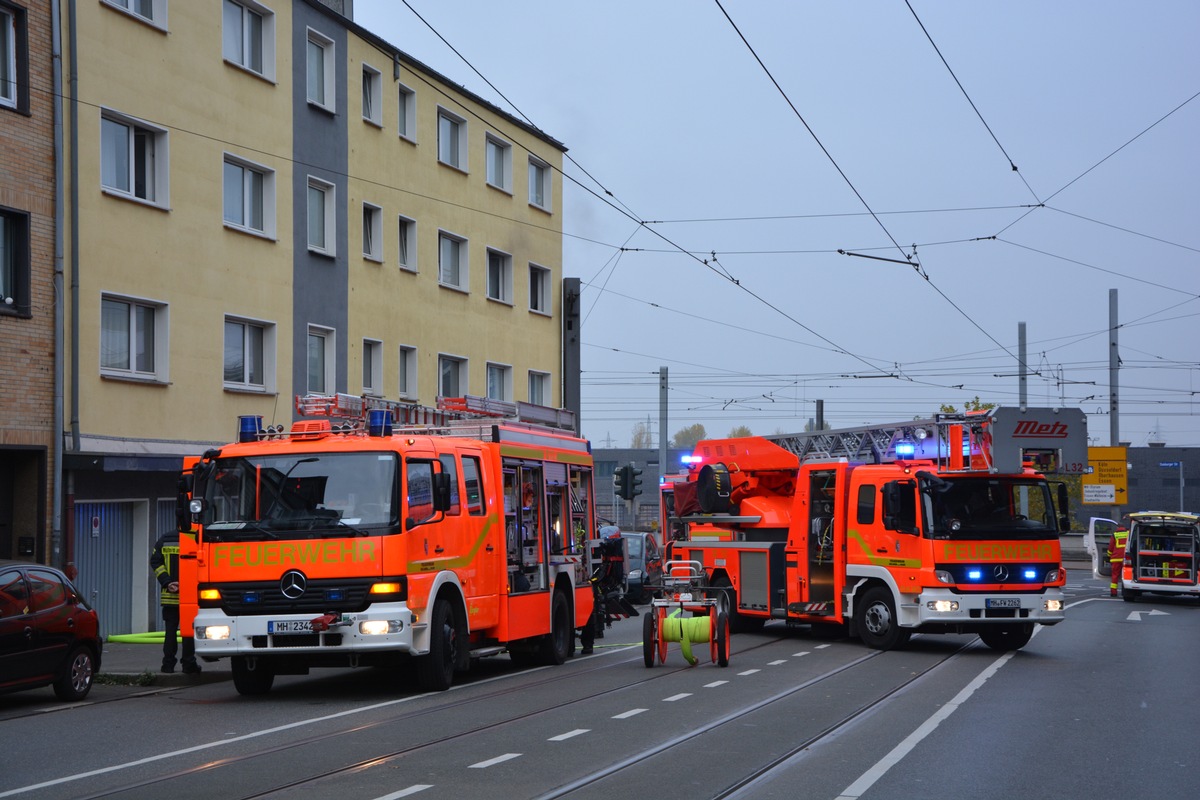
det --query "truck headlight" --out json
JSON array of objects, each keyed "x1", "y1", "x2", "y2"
[
  {"x1": 1044, "y1": 599, "x2": 1063, "y2": 612},
  {"x1": 934, "y1": 570, "x2": 954, "y2": 584},
  {"x1": 359, "y1": 620, "x2": 404, "y2": 635},
  {"x1": 195, "y1": 625, "x2": 230, "y2": 640},
  {"x1": 927, "y1": 600, "x2": 959, "y2": 612}
]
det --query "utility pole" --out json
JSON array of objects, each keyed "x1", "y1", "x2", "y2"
[
  {"x1": 659, "y1": 366, "x2": 668, "y2": 478},
  {"x1": 1018, "y1": 322, "x2": 1027, "y2": 410},
  {"x1": 1109, "y1": 289, "x2": 1119, "y2": 446}
]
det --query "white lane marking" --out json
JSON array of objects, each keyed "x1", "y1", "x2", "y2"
[
  {"x1": 469, "y1": 753, "x2": 522, "y2": 769},
  {"x1": 793, "y1": 651, "x2": 811, "y2": 657},
  {"x1": 548, "y1": 729, "x2": 590, "y2": 741},
  {"x1": 768, "y1": 659, "x2": 788, "y2": 666},
  {"x1": 613, "y1": 708, "x2": 648, "y2": 719},
  {"x1": 815, "y1": 644, "x2": 831, "y2": 649},
  {"x1": 663, "y1": 693, "x2": 693, "y2": 702},
  {"x1": 738, "y1": 669, "x2": 761, "y2": 676},
  {"x1": 705, "y1": 680, "x2": 729, "y2": 688},
  {"x1": 1127, "y1": 609, "x2": 1169, "y2": 621},
  {"x1": 373, "y1": 786, "x2": 433, "y2": 799}
]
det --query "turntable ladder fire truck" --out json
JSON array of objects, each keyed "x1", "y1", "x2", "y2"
[
  {"x1": 664, "y1": 407, "x2": 1087, "y2": 652},
  {"x1": 183, "y1": 393, "x2": 596, "y2": 695}
]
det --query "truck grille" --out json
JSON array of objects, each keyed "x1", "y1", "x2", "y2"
[{"x1": 213, "y1": 579, "x2": 375, "y2": 615}]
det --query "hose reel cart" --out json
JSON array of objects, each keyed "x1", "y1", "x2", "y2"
[{"x1": 643, "y1": 560, "x2": 730, "y2": 668}]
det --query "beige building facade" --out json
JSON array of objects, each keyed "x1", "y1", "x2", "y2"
[{"x1": 52, "y1": 0, "x2": 570, "y2": 635}]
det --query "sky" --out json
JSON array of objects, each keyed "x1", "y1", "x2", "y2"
[{"x1": 352, "y1": 1, "x2": 1200, "y2": 449}]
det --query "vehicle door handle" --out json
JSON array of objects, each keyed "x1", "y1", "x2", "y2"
[
  {"x1": 485, "y1": 544, "x2": 494, "y2": 552},
  {"x1": 876, "y1": 547, "x2": 888, "y2": 554},
  {"x1": 434, "y1": 546, "x2": 444, "y2": 554}
]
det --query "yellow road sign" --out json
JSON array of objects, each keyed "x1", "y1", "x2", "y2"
[{"x1": 1083, "y1": 446, "x2": 1128, "y2": 505}]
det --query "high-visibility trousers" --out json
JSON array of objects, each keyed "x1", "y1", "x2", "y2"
[{"x1": 1110, "y1": 561, "x2": 1123, "y2": 594}]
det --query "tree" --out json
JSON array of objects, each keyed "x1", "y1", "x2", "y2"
[
  {"x1": 940, "y1": 396, "x2": 995, "y2": 414},
  {"x1": 804, "y1": 418, "x2": 832, "y2": 432},
  {"x1": 728, "y1": 425, "x2": 753, "y2": 438},
  {"x1": 630, "y1": 422, "x2": 652, "y2": 449},
  {"x1": 671, "y1": 423, "x2": 707, "y2": 450}
]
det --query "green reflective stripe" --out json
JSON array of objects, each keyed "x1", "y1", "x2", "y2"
[
  {"x1": 847, "y1": 528, "x2": 923, "y2": 569},
  {"x1": 407, "y1": 514, "x2": 498, "y2": 573}
]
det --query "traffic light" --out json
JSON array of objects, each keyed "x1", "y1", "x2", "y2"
[
  {"x1": 613, "y1": 465, "x2": 629, "y2": 500},
  {"x1": 628, "y1": 466, "x2": 643, "y2": 499}
]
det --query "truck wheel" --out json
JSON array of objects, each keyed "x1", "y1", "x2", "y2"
[
  {"x1": 52, "y1": 645, "x2": 96, "y2": 701},
  {"x1": 418, "y1": 599, "x2": 457, "y2": 691},
  {"x1": 1122, "y1": 586, "x2": 1139, "y2": 602},
  {"x1": 715, "y1": 610, "x2": 730, "y2": 667},
  {"x1": 231, "y1": 656, "x2": 275, "y2": 696},
  {"x1": 711, "y1": 576, "x2": 764, "y2": 634},
  {"x1": 978, "y1": 623, "x2": 1034, "y2": 651},
  {"x1": 539, "y1": 591, "x2": 571, "y2": 666},
  {"x1": 854, "y1": 587, "x2": 911, "y2": 651}
]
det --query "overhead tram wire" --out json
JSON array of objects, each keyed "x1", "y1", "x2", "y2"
[{"x1": 905, "y1": 0, "x2": 1040, "y2": 203}]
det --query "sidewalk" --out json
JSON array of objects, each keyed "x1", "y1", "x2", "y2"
[{"x1": 99, "y1": 639, "x2": 231, "y2": 687}]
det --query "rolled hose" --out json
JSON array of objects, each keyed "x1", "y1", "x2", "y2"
[{"x1": 659, "y1": 610, "x2": 711, "y2": 666}]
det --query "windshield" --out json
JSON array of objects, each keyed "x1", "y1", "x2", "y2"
[
  {"x1": 920, "y1": 475, "x2": 1057, "y2": 540},
  {"x1": 197, "y1": 452, "x2": 399, "y2": 542}
]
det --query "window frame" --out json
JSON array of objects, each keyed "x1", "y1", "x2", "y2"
[
  {"x1": 438, "y1": 353, "x2": 467, "y2": 398},
  {"x1": 397, "y1": 82, "x2": 416, "y2": 141},
  {"x1": 306, "y1": 324, "x2": 335, "y2": 394},
  {"x1": 362, "y1": 201, "x2": 383, "y2": 262},
  {"x1": 486, "y1": 362, "x2": 512, "y2": 402},
  {"x1": 100, "y1": 109, "x2": 170, "y2": 207},
  {"x1": 306, "y1": 175, "x2": 336, "y2": 256},
  {"x1": 0, "y1": 3, "x2": 23, "y2": 113},
  {"x1": 306, "y1": 28, "x2": 335, "y2": 112},
  {"x1": 528, "y1": 370, "x2": 550, "y2": 406},
  {"x1": 100, "y1": 293, "x2": 168, "y2": 382},
  {"x1": 362, "y1": 62, "x2": 382, "y2": 127},
  {"x1": 528, "y1": 155, "x2": 551, "y2": 212},
  {"x1": 362, "y1": 338, "x2": 383, "y2": 396},
  {"x1": 398, "y1": 344, "x2": 417, "y2": 399},
  {"x1": 223, "y1": 315, "x2": 275, "y2": 393},
  {"x1": 437, "y1": 107, "x2": 468, "y2": 171},
  {"x1": 222, "y1": 0, "x2": 275, "y2": 81},
  {"x1": 529, "y1": 262, "x2": 551, "y2": 315},
  {"x1": 101, "y1": 0, "x2": 167, "y2": 30},
  {"x1": 486, "y1": 248, "x2": 512, "y2": 305},
  {"x1": 485, "y1": 133, "x2": 512, "y2": 193},
  {"x1": 437, "y1": 230, "x2": 468, "y2": 291},
  {"x1": 397, "y1": 214, "x2": 417, "y2": 272},
  {"x1": 222, "y1": 153, "x2": 275, "y2": 238},
  {"x1": 0, "y1": 206, "x2": 29, "y2": 317}
]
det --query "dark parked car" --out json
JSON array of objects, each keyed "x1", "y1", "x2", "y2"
[
  {"x1": 621, "y1": 532, "x2": 663, "y2": 604},
  {"x1": 0, "y1": 560, "x2": 102, "y2": 701}
]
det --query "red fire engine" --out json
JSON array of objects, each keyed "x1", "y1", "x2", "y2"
[
  {"x1": 183, "y1": 393, "x2": 596, "y2": 695},
  {"x1": 661, "y1": 407, "x2": 1087, "y2": 651}
]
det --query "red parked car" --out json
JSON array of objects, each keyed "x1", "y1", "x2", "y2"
[{"x1": 0, "y1": 560, "x2": 102, "y2": 701}]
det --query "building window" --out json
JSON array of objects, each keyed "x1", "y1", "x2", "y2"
[
  {"x1": 439, "y1": 354, "x2": 466, "y2": 398},
  {"x1": 437, "y1": 108, "x2": 467, "y2": 170},
  {"x1": 306, "y1": 29, "x2": 334, "y2": 111},
  {"x1": 102, "y1": 0, "x2": 165, "y2": 27},
  {"x1": 0, "y1": 208, "x2": 29, "y2": 315},
  {"x1": 486, "y1": 134, "x2": 512, "y2": 192},
  {"x1": 398, "y1": 344, "x2": 416, "y2": 399},
  {"x1": 0, "y1": 5, "x2": 20, "y2": 111},
  {"x1": 101, "y1": 110, "x2": 169, "y2": 205},
  {"x1": 307, "y1": 325, "x2": 334, "y2": 394},
  {"x1": 307, "y1": 176, "x2": 335, "y2": 255},
  {"x1": 362, "y1": 338, "x2": 382, "y2": 395},
  {"x1": 529, "y1": 263, "x2": 550, "y2": 314},
  {"x1": 101, "y1": 295, "x2": 166, "y2": 380},
  {"x1": 223, "y1": 154, "x2": 274, "y2": 237},
  {"x1": 486, "y1": 249, "x2": 511, "y2": 304},
  {"x1": 397, "y1": 215, "x2": 416, "y2": 272},
  {"x1": 487, "y1": 363, "x2": 512, "y2": 402},
  {"x1": 362, "y1": 202, "x2": 382, "y2": 261},
  {"x1": 222, "y1": 0, "x2": 274, "y2": 80},
  {"x1": 362, "y1": 63, "x2": 382, "y2": 126},
  {"x1": 224, "y1": 316, "x2": 274, "y2": 391},
  {"x1": 528, "y1": 156, "x2": 550, "y2": 211},
  {"x1": 438, "y1": 231, "x2": 467, "y2": 291},
  {"x1": 528, "y1": 371, "x2": 549, "y2": 406},
  {"x1": 397, "y1": 83, "x2": 416, "y2": 140}
]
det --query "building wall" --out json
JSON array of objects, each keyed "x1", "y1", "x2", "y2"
[{"x1": 0, "y1": 0, "x2": 55, "y2": 560}]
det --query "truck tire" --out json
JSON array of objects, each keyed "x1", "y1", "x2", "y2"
[
  {"x1": 417, "y1": 598, "x2": 458, "y2": 691},
  {"x1": 854, "y1": 587, "x2": 911, "y2": 651},
  {"x1": 978, "y1": 623, "x2": 1034, "y2": 651},
  {"x1": 539, "y1": 591, "x2": 571, "y2": 666},
  {"x1": 715, "y1": 610, "x2": 730, "y2": 667},
  {"x1": 710, "y1": 576, "x2": 764, "y2": 633},
  {"x1": 643, "y1": 610, "x2": 657, "y2": 667},
  {"x1": 231, "y1": 656, "x2": 275, "y2": 696}
]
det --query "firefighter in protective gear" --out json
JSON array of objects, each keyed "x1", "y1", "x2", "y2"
[
  {"x1": 151, "y1": 529, "x2": 201, "y2": 674},
  {"x1": 1106, "y1": 525, "x2": 1129, "y2": 597}
]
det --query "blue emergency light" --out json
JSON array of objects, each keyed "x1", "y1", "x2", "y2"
[
  {"x1": 967, "y1": 569, "x2": 983, "y2": 581},
  {"x1": 238, "y1": 415, "x2": 263, "y2": 443},
  {"x1": 895, "y1": 441, "x2": 916, "y2": 457},
  {"x1": 368, "y1": 409, "x2": 392, "y2": 437}
]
